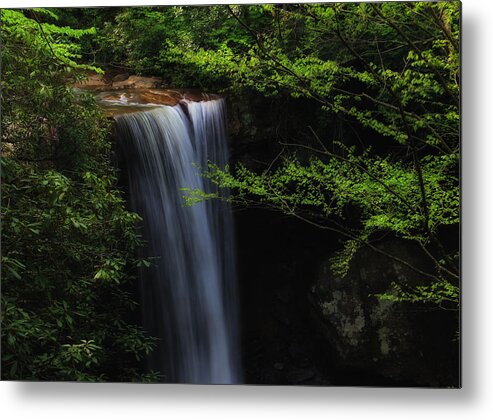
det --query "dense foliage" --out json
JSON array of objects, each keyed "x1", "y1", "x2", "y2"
[
  {"x1": 1, "y1": 9, "x2": 157, "y2": 381},
  {"x1": 172, "y1": 3, "x2": 459, "y2": 307}
]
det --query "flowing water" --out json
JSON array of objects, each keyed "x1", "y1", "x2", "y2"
[{"x1": 115, "y1": 99, "x2": 241, "y2": 384}]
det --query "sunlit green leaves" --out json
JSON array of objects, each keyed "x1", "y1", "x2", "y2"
[
  {"x1": 1, "y1": 9, "x2": 101, "y2": 73},
  {"x1": 377, "y1": 280, "x2": 459, "y2": 307},
  {"x1": 200, "y1": 144, "x2": 459, "y2": 305}
]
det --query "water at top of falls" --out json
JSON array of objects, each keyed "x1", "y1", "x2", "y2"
[{"x1": 115, "y1": 99, "x2": 241, "y2": 384}]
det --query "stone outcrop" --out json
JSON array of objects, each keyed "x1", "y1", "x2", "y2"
[
  {"x1": 311, "y1": 238, "x2": 459, "y2": 387},
  {"x1": 95, "y1": 89, "x2": 218, "y2": 108},
  {"x1": 74, "y1": 72, "x2": 165, "y2": 91},
  {"x1": 112, "y1": 75, "x2": 163, "y2": 90},
  {"x1": 75, "y1": 72, "x2": 221, "y2": 116}
]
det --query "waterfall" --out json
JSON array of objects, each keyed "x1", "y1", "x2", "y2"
[{"x1": 115, "y1": 99, "x2": 241, "y2": 384}]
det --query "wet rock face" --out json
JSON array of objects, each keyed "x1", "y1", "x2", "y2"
[
  {"x1": 225, "y1": 93, "x2": 323, "y2": 173},
  {"x1": 91, "y1": 89, "x2": 220, "y2": 115},
  {"x1": 312, "y1": 238, "x2": 460, "y2": 387},
  {"x1": 227, "y1": 96, "x2": 260, "y2": 145}
]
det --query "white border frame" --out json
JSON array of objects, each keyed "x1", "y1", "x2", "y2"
[{"x1": 1, "y1": 1, "x2": 491, "y2": 419}]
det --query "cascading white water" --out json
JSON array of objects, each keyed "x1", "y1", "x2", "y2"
[{"x1": 115, "y1": 99, "x2": 241, "y2": 384}]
